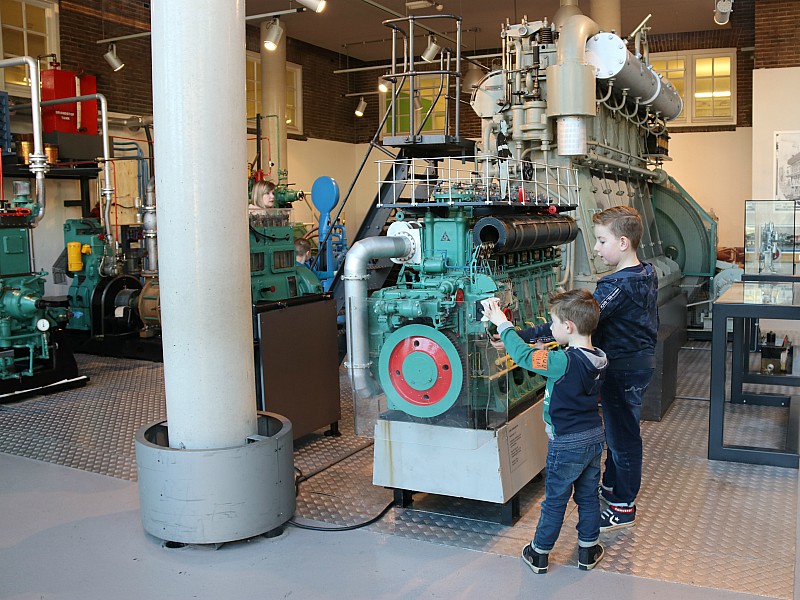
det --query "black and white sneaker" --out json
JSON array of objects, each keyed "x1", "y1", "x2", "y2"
[
  {"x1": 599, "y1": 504, "x2": 636, "y2": 532},
  {"x1": 521, "y1": 543, "x2": 549, "y2": 574},
  {"x1": 578, "y1": 544, "x2": 605, "y2": 570}
]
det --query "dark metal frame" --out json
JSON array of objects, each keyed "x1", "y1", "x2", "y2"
[{"x1": 709, "y1": 282, "x2": 800, "y2": 468}]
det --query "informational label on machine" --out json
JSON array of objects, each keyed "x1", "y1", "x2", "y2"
[{"x1": 508, "y1": 422, "x2": 525, "y2": 471}]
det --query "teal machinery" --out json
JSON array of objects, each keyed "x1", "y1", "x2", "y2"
[
  {"x1": 346, "y1": 7, "x2": 712, "y2": 515},
  {"x1": 0, "y1": 181, "x2": 87, "y2": 400},
  {"x1": 61, "y1": 178, "x2": 321, "y2": 354}
]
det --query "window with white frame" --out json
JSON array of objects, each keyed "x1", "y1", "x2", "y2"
[
  {"x1": 380, "y1": 74, "x2": 447, "y2": 138},
  {"x1": 246, "y1": 53, "x2": 303, "y2": 136},
  {"x1": 0, "y1": 0, "x2": 59, "y2": 95},
  {"x1": 650, "y1": 48, "x2": 736, "y2": 127}
]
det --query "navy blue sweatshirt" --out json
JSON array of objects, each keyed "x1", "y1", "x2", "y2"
[{"x1": 517, "y1": 263, "x2": 659, "y2": 370}]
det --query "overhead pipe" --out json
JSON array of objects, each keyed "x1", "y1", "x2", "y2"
[
  {"x1": 0, "y1": 57, "x2": 47, "y2": 225},
  {"x1": 344, "y1": 236, "x2": 413, "y2": 399},
  {"x1": 17, "y1": 93, "x2": 118, "y2": 270}
]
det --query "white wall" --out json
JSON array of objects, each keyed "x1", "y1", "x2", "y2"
[
  {"x1": 665, "y1": 127, "x2": 752, "y2": 248},
  {"x1": 752, "y1": 67, "x2": 800, "y2": 199}
]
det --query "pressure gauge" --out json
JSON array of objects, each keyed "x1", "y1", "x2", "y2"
[{"x1": 36, "y1": 318, "x2": 50, "y2": 332}]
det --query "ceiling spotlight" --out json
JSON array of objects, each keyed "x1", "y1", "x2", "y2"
[
  {"x1": 421, "y1": 36, "x2": 441, "y2": 63},
  {"x1": 714, "y1": 0, "x2": 733, "y2": 25},
  {"x1": 355, "y1": 97, "x2": 367, "y2": 117},
  {"x1": 264, "y1": 19, "x2": 284, "y2": 51},
  {"x1": 462, "y1": 62, "x2": 483, "y2": 94},
  {"x1": 103, "y1": 43, "x2": 124, "y2": 72},
  {"x1": 297, "y1": 0, "x2": 327, "y2": 13},
  {"x1": 406, "y1": 0, "x2": 443, "y2": 10},
  {"x1": 413, "y1": 92, "x2": 423, "y2": 112},
  {"x1": 378, "y1": 81, "x2": 389, "y2": 93}
]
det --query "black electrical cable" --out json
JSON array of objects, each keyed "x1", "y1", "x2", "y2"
[
  {"x1": 288, "y1": 499, "x2": 396, "y2": 532},
  {"x1": 288, "y1": 440, "x2": 395, "y2": 531}
]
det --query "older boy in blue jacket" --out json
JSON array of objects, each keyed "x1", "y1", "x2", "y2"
[
  {"x1": 513, "y1": 206, "x2": 658, "y2": 532},
  {"x1": 485, "y1": 289, "x2": 607, "y2": 573}
]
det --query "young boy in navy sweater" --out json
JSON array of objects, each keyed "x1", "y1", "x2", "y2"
[
  {"x1": 510, "y1": 206, "x2": 658, "y2": 531},
  {"x1": 484, "y1": 289, "x2": 607, "y2": 573}
]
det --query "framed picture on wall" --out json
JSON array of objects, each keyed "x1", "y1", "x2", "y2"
[{"x1": 774, "y1": 130, "x2": 800, "y2": 203}]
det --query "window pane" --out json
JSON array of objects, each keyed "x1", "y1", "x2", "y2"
[
  {"x1": 2, "y1": 26, "x2": 24, "y2": 54},
  {"x1": 695, "y1": 98, "x2": 712, "y2": 118},
  {"x1": 2, "y1": 0, "x2": 23, "y2": 28},
  {"x1": 714, "y1": 56, "x2": 731, "y2": 77},
  {"x1": 651, "y1": 59, "x2": 666, "y2": 71},
  {"x1": 25, "y1": 3, "x2": 46, "y2": 34},
  {"x1": 246, "y1": 100, "x2": 256, "y2": 118},
  {"x1": 716, "y1": 76, "x2": 731, "y2": 94},
  {"x1": 714, "y1": 97, "x2": 731, "y2": 115},
  {"x1": 286, "y1": 106, "x2": 295, "y2": 126},
  {"x1": 696, "y1": 77, "x2": 712, "y2": 95},
  {"x1": 4, "y1": 63, "x2": 26, "y2": 86},
  {"x1": 27, "y1": 31, "x2": 46, "y2": 57},
  {"x1": 696, "y1": 57, "x2": 713, "y2": 77}
]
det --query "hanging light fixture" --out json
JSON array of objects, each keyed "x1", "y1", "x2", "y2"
[
  {"x1": 264, "y1": 19, "x2": 284, "y2": 51},
  {"x1": 378, "y1": 73, "x2": 389, "y2": 94},
  {"x1": 103, "y1": 43, "x2": 125, "y2": 72},
  {"x1": 462, "y1": 62, "x2": 483, "y2": 94},
  {"x1": 421, "y1": 36, "x2": 441, "y2": 63},
  {"x1": 297, "y1": 0, "x2": 327, "y2": 12},
  {"x1": 413, "y1": 92, "x2": 423, "y2": 112},
  {"x1": 355, "y1": 97, "x2": 367, "y2": 117},
  {"x1": 714, "y1": 0, "x2": 733, "y2": 25}
]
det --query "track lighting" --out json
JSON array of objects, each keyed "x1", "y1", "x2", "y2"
[
  {"x1": 103, "y1": 43, "x2": 124, "y2": 72},
  {"x1": 421, "y1": 36, "x2": 441, "y2": 63},
  {"x1": 296, "y1": 0, "x2": 327, "y2": 13},
  {"x1": 714, "y1": 0, "x2": 733, "y2": 25},
  {"x1": 378, "y1": 80, "x2": 389, "y2": 93},
  {"x1": 264, "y1": 19, "x2": 284, "y2": 51},
  {"x1": 355, "y1": 97, "x2": 367, "y2": 117}
]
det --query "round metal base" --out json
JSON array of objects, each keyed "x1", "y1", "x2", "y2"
[{"x1": 135, "y1": 412, "x2": 295, "y2": 544}]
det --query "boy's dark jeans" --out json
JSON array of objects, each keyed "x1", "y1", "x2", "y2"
[
  {"x1": 600, "y1": 368, "x2": 653, "y2": 505},
  {"x1": 533, "y1": 432, "x2": 604, "y2": 552}
]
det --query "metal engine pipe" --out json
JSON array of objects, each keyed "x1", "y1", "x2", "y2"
[
  {"x1": 344, "y1": 236, "x2": 414, "y2": 399},
  {"x1": 142, "y1": 177, "x2": 158, "y2": 274},
  {"x1": 473, "y1": 214, "x2": 579, "y2": 252},
  {"x1": 0, "y1": 57, "x2": 47, "y2": 226}
]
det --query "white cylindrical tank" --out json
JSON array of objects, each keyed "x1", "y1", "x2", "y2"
[{"x1": 585, "y1": 32, "x2": 683, "y2": 120}]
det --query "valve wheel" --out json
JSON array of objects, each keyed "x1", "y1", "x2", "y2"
[{"x1": 378, "y1": 324, "x2": 465, "y2": 418}]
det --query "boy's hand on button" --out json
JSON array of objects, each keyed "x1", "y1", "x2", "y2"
[{"x1": 482, "y1": 298, "x2": 507, "y2": 327}]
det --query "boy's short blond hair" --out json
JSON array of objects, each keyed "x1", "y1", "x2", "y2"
[
  {"x1": 592, "y1": 206, "x2": 643, "y2": 250},
  {"x1": 548, "y1": 289, "x2": 600, "y2": 336}
]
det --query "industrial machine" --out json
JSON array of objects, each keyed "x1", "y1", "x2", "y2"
[
  {"x1": 345, "y1": 5, "x2": 715, "y2": 517},
  {"x1": 0, "y1": 181, "x2": 88, "y2": 400}
]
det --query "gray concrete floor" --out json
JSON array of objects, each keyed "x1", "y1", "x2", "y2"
[{"x1": 0, "y1": 452, "x2": 784, "y2": 600}]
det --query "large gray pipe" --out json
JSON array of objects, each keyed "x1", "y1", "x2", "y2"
[
  {"x1": 344, "y1": 236, "x2": 413, "y2": 399},
  {"x1": 546, "y1": 14, "x2": 600, "y2": 156},
  {"x1": 0, "y1": 57, "x2": 47, "y2": 225}
]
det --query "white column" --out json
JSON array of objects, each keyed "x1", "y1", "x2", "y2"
[
  {"x1": 151, "y1": 0, "x2": 257, "y2": 449},
  {"x1": 260, "y1": 20, "x2": 288, "y2": 183}
]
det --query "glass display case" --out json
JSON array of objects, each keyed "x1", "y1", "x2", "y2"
[{"x1": 744, "y1": 200, "x2": 799, "y2": 275}]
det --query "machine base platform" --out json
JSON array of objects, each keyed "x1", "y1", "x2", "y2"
[{"x1": 373, "y1": 399, "x2": 547, "y2": 506}]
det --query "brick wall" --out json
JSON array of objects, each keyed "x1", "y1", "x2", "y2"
[{"x1": 755, "y1": 0, "x2": 800, "y2": 69}]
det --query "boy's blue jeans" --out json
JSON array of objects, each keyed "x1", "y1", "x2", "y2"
[
  {"x1": 600, "y1": 368, "x2": 653, "y2": 505},
  {"x1": 533, "y1": 434, "x2": 604, "y2": 552}
]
